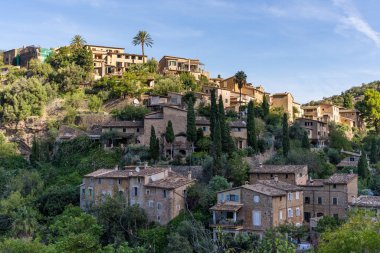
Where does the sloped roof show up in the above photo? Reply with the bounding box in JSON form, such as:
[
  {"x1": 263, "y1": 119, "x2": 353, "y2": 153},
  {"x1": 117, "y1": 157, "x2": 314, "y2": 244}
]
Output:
[
  {"x1": 145, "y1": 171, "x2": 195, "y2": 189},
  {"x1": 259, "y1": 180, "x2": 302, "y2": 192},
  {"x1": 248, "y1": 163, "x2": 307, "y2": 174},
  {"x1": 351, "y1": 195, "x2": 380, "y2": 208},
  {"x1": 241, "y1": 183, "x2": 286, "y2": 197},
  {"x1": 325, "y1": 173, "x2": 357, "y2": 184},
  {"x1": 102, "y1": 121, "x2": 143, "y2": 128},
  {"x1": 210, "y1": 202, "x2": 243, "y2": 211}
]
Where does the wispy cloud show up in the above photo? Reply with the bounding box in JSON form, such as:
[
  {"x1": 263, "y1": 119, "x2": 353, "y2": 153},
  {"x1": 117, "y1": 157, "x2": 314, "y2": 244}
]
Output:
[{"x1": 333, "y1": 0, "x2": 380, "y2": 47}]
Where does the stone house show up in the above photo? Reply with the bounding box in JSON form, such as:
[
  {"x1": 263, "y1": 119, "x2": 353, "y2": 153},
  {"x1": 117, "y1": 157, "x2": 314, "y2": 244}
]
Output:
[
  {"x1": 339, "y1": 108, "x2": 365, "y2": 130},
  {"x1": 85, "y1": 45, "x2": 146, "y2": 79},
  {"x1": 294, "y1": 118, "x2": 329, "y2": 148},
  {"x1": 350, "y1": 195, "x2": 380, "y2": 214},
  {"x1": 302, "y1": 103, "x2": 340, "y2": 124},
  {"x1": 270, "y1": 92, "x2": 303, "y2": 122},
  {"x1": 158, "y1": 56, "x2": 209, "y2": 80},
  {"x1": 101, "y1": 121, "x2": 144, "y2": 148},
  {"x1": 302, "y1": 173, "x2": 358, "y2": 221},
  {"x1": 80, "y1": 166, "x2": 195, "y2": 225},
  {"x1": 336, "y1": 150, "x2": 362, "y2": 169},
  {"x1": 209, "y1": 178, "x2": 304, "y2": 238},
  {"x1": 248, "y1": 164, "x2": 309, "y2": 186}
]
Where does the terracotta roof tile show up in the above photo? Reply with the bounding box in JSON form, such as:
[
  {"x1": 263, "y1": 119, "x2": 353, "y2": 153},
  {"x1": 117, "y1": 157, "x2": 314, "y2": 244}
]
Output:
[
  {"x1": 351, "y1": 195, "x2": 380, "y2": 208},
  {"x1": 241, "y1": 183, "x2": 286, "y2": 196},
  {"x1": 210, "y1": 202, "x2": 243, "y2": 211},
  {"x1": 102, "y1": 121, "x2": 143, "y2": 128},
  {"x1": 325, "y1": 173, "x2": 357, "y2": 184},
  {"x1": 248, "y1": 163, "x2": 307, "y2": 174},
  {"x1": 259, "y1": 180, "x2": 302, "y2": 191},
  {"x1": 145, "y1": 171, "x2": 195, "y2": 189}
]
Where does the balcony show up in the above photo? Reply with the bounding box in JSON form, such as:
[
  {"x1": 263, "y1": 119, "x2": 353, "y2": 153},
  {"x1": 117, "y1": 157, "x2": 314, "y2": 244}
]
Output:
[
  {"x1": 209, "y1": 202, "x2": 244, "y2": 229},
  {"x1": 209, "y1": 218, "x2": 244, "y2": 228}
]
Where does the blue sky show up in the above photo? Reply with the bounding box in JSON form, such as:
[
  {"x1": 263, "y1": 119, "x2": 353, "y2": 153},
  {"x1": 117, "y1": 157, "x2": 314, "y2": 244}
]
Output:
[{"x1": 2, "y1": 0, "x2": 380, "y2": 103}]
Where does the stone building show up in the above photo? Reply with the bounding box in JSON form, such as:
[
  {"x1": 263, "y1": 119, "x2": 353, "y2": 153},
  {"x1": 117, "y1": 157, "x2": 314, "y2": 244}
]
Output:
[
  {"x1": 336, "y1": 150, "x2": 362, "y2": 169},
  {"x1": 350, "y1": 195, "x2": 380, "y2": 214},
  {"x1": 85, "y1": 45, "x2": 146, "y2": 79},
  {"x1": 3, "y1": 46, "x2": 53, "y2": 67},
  {"x1": 270, "y1": 92, "x2": 303, "y2": 122},
  {"x1": 248, "y1": 164, "x2": 309, "y2": 186},
  {"x1": 302, "y1": 103, "x2": 340, "y2": 124},
  {"x1": 339, "y1": 108, "x2": 365, "y2": 130},
  {"x1": 80, "y1": 166, "x2": 195, "y2": 225},
  {"x1": 101, "y1": 120, "x2": 144, "y2": 148},
  {"x1": 158, "y1": 56, "x2": 209, "y2": 80},
  {"x1": 209, "y1": 178, "x2": 304, "y2": 237},
  {"x1": 302, "y1": 173, "x2": 358, "y2": 221},
  {"x1": 294, "y1": 118, "x2": 329, "y2": 148}
]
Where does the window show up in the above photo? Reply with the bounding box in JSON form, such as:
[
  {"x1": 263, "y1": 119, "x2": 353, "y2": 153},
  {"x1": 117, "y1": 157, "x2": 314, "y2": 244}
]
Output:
[
  {"x1": 123, "y1": 128, "x2": 126, "y2": 133},
  {"x1": 98, "y1": 178, "x2": 101, "y2": 184},
  {"x1": 237, "y1": 128, "x2": 241, "y2": 132},
  {"x1": 138, "y1": 178, "x2": 142, "y2": 183},
  {"x1": 137, "y1": 128, "x2": 140, "y2": 133},
  {"x1": 82, "y1": 188, "x2": 85, "y2": 196},
  {"x1": 333, "y1": 184, "x2": 337, "y2": 189},
  {"x1": 286, "y1": 174, "x2": 289, "y2": 179},
  {"x1": 296, "y1": 192, "x2": 300, "y2": 200},
  {"x1": 288, "y1": 208, "x2": 293, "y2": 217},
  {"x1": 88, "y1": 188, "x2": 92, "y2": 197},
  {"x1": 279, "y1": 210, "x2": 283, "y2": 220},
  {"x1": 333, "y1": 197, "x2": 338, "y2": 205},
  {"x1": 253, "y1": 211, "x2": 261, "y2": 226},
  {"x1": 118, "y1": 179, "x2": 121, "y2": 185},
  {"x1": 296, "y1": 207, "x2": 300, "y2": 217},
  {"x1": 146, "y1": 189, "x2": 150, "y2": 195},
  {"x1": 157, "y1": 215, "x2": 160, "y2": 221},
  {"x1": 202, "y1": 126, "x2": 207, "y2": 132},
  {"x1": 148, "y1": 200, "x2": 153, "y2": 208},
  {"x1": 305, "y1": 197, "x2": 310, "y2": 204},
  {"x1": 226, "y1": 212, "x2": 234, "y2": 219},
  {"x1": 253, "y1": 195, "x2": 260, "y2": 203},
  {"x1": 163, "y1": 190, "x2": 167, "y2": 198},
  {"x1": 304, "y1": 212, "x2": 311, "y2": 222},
  {"x1": 225, "y1": 99, "x2": 228, "y2": 103},
  {"x1": 288, "y1": 193, "x2": 293, "y2": 201},
  {"x1": 318, "y1": 197, "x2": 322, "y2": 205},
  {"x1": 157, "y1": 202, "x2": 161, "y2": 210},
  {"x1": 169, "y1": 60, "x2": 177, "y2": 66},
  {"x1": 227, "y1": 194, "x2": 239, "y2": 202},
  {"x1": 350, "y1": 157, "x2": 355, "y2": 161},
  {"x1": 133, "y1": 187, "x2": 138, "y2": 196}
]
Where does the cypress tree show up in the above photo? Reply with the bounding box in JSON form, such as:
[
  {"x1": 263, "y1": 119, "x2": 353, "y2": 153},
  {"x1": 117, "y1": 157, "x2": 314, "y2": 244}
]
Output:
[
  {"x1": 343, "y1": 93, "x2": 353, "y2": 109},
  {"x1": 165, "y1": 120, "x2": 175, "y2": 159},
  {"x1": 358, "y1": 152, "x2": 369, "y2": 179},
  {"x1": 370, "y1": 138, "x2": 378, "y2": 164},
  {"x1": 301, "y1": 131, "x2": 310, "y2": 150},
  {"x1": 212, "y1": 118, "x2": 223, "y2": 175},
  {"x1": 261, "y1": 95, "x2": 270, "y2": 119},
  {"x1": 247, "y1": 100, "x2": 258, "y2": 152},
  {"x1": 150, "y1": 126, "x2": 159, "y2": 160},
  {"x1": 30, "y1": 135, "x2": 40, "y2": 165},
  {"x1": 282, "y1": 113, "x2": 290, "y2": 157},
  {"x1": 218, "y1": 95, "x2": 229, "y2": 152},
  {"x1": 210, "y1": 89, "x2": 217, "y2": 141},
  {"x1": 186, "y1": 98, "x2": 197, "y2": 152}
]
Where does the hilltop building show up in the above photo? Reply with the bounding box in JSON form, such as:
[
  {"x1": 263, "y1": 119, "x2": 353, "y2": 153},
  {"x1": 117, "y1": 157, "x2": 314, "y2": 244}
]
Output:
[
  {"x1": 80, "y1": 165, "x2": 195, "y2": 225},
  {"x1": 3, "y1": 45, "x2": 53, "y2": 67},
  {"x1": 85, "y1": 45, "x2": 146, "y2": 79},
  {"x1": 270, "y1": 92, "x2": 303, "y2": 122},
  {"x1": 294, "y1": 118, "x2": 329, "y2": 148},
  {"x1": 158, "y1": 56, "x2": 209, "y2": 80}
]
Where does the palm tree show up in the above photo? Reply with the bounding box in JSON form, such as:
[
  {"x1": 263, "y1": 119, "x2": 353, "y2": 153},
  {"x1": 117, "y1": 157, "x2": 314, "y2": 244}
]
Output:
[
  {"x1": 71, "y1": 35, "x2": 86, "y2": 49},
  {"x1": 234, "y1": 71, "x2": 247, "y2": 116},
  {"x1": 132, "y1": 31, "x2": 153, "y2": 64}
]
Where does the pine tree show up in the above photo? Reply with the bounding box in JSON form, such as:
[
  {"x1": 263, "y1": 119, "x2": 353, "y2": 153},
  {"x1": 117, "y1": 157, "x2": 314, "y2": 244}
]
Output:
[
  {"x1": 150, "y1": 126, "x2": 159, "y2": 160},
  {"x1": 247, "y1": 100, "x2": 258, "y2": 152},
  {"x1": 186, "y1": 98, "x2": 197, "y2": 152},
  {"x1": 210, "y1": 89, "x2": 217, "y2": 141},
  {"x1": 165, "y1": 120, "x2": 175, "y2": 159},
  {"x1": 358, "y1": 152, "x2": 369, "y2": 179},
  {"x1": 343, "y1": 93, "x2": 353, "y2": 109},
  {"x1": 261, "y1": 95, "x2": 270, "y2": 119},
  {"x1": 282, "y1": 113, "x2": 290, "y2": 157},
  {"x1": 301, "y1": 131, "x2": 310, "y2": 150}
]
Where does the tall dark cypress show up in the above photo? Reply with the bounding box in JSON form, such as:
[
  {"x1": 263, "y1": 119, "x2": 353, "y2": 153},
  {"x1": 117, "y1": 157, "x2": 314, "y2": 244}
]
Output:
[
  {"x1": 186, "y1": 98, "x2": 197, "y2": 152},
  {"x1": 370, "y1": 139, "x2": 378, "y2": 164},
  {"x1": 247, "y1": 100, "x2": 258, "y2": 152},
  {"x1": 282, "y1": 113, "x2": 290, "y2": 157},
  {"x1": 358, "y1": 152, "x2": 369, "y2": 179},
  {"x1": 210, "y1": 89, "x2": 217, "y2": 141},
  {"x1": 261, "y1": 95, "x2": 270, "y2": 119},
  {"x1": 218, "y1": 95, "x2": 229, "y2": 152},
  {"x1": 301, "y1": 131, "x2": 310, "y2": 150},
  {"x1": 150, "y1": 126, "x2": 159, "y2": 160},
  {"x1": 213, "y1": 118, "x2": 222, "y2": 159}
]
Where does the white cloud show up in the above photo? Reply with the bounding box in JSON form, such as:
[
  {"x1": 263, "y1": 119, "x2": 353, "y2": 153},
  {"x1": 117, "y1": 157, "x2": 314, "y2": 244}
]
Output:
[{"x1": 333, "y1": 0, "x2": 380, "y2": 47}]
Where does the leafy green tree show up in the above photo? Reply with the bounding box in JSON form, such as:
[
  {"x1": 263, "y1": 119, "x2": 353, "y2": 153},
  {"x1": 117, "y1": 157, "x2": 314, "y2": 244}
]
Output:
[
  {"x1": 146, "y1": 58, "x2": 158, "y2": 73},
  {"x1": 208, "y1": 176, "x2": 230, "y2": 192},
  {"x1": 152, "y1": 76, "x2": 184, "y2": 96},
  {"x1": 88, "y1": 95, "x2": 103, "y2": 112},
  {"x1": 319, "y1": 211, "x2": 380, "y2": 253},
  {"x1": 329, "y1": 123, "x2": 352, "y2": 151},
  {"x1": 165, "y1": 120, "x2": 175, "y2": 159},
  {"x1": 210, "y1": 89, "x2": 217, "y2": 141},
  {"x1": 301, "y1": 131, "x2": 310, "y2": 150},
  {"x1": 228, "y1": 152, "x2": 249, "y2": 186},
  {"x1": 165, "y1": 233, "x2": 193, "y2": 253},
  {"x1": 186, "y1": 98, "x2": 197, "y2": 152},
  {"x1": 30, "y1": 135, "x2": 41, "y2": 166},
  {"x1": 111, "y1": 105, "x2": 149, "y2": 121},
  {"x1": 357, "y1": 89, "x2": 380, "y2": 133},
  {"x1": 180, "y1": 72, "x2": 198, "y2": 91},
  {"x1": 358, "y1": 152, "x2": 369, "y2": 180},
  {"x1": 0, "y1": 239, "x2": 49, "y2": 253},
  {"x1": 282, "y1": 113, "x2": 290, "y2": 157},
  {"x1": 261, "y1": 95, "x2": 270, "y2": 119},
  {"x1": 257, "y1": 229, "x2": 296, "y2": 253},
  {"x1": 132, "y1": 31, "x2": 153, "y2": 63},
  {"x1": 150, "y1": 126, "x2": 159, "y2": 161},
  {"x1": 234, "y1": 71, "x2": 247, "y2": 115},
  {"x1": 247, "y1": 100, "x2": 258, "y2": 152},
  {"x1": 343, "y1": 93, "x2": 353, "y2": 109},
  {"x1": 315, "y1": 215, "x2": 343, "y2": 233},
  {"x1": 53, "y1": 62, "x2": 89, "y2": 92},
  {"x1": 138, "y1": 226, "x2": 168, "y2": 253},
  {"x1": 27, "y1": 59, "x2": 53, "y2": 78}
]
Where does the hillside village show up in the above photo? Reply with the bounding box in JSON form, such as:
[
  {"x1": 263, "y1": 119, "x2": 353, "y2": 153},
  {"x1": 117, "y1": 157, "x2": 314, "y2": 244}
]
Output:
[{"x1": 1, "y1": 34, "x2": 380, "y2": 252}]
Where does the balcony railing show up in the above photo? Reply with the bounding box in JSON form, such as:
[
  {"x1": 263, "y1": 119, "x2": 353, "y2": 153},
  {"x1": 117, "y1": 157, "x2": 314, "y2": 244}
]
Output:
[{"x1": 209, "y1": 218, "x2": 244, "y2": 228}]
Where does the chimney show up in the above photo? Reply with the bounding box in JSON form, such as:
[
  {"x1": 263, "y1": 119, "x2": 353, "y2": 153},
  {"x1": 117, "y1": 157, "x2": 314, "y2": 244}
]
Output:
[{"x1": 274, "y1": 175, "x2": 278, "y2": 182}]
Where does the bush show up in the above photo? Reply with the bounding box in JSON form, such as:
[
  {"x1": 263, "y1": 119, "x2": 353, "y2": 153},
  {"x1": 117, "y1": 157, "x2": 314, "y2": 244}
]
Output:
[{"x1": 111, "y1": 105, "x2": 149, "y2": 121}]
